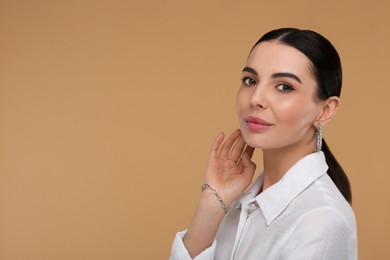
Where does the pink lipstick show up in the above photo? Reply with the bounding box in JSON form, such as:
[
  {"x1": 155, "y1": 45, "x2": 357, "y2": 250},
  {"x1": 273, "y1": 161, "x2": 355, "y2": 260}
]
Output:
[{"x1": 246, "y1": 116, "x2": 272, "y2": 131}]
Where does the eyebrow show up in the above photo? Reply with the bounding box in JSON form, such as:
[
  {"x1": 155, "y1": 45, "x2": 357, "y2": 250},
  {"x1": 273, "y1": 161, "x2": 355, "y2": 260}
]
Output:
[
  {"x1": 242, "y1": 66, "x2": 258, "y2": 76},
  {"x1": 242, "y1": 66, "x2": 302, "y2": 84},
  {"x1": 272, "y1": 72, "x2": 302, "y2": 84}
]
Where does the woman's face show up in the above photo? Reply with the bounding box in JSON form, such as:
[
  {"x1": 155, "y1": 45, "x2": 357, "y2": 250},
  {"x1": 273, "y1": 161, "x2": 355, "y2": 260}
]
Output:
[{"x1": 236, "y1": 41, "x2": 323, "y2": 151}]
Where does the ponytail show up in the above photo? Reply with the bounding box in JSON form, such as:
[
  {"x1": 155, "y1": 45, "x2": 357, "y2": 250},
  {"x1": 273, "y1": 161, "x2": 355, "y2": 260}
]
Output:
[{"x1": 322, "y1": 138, "x2": 352, "y2": 204}]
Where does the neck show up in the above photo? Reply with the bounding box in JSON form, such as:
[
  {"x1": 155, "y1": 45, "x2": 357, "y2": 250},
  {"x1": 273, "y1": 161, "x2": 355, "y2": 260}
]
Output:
[{"x1": 261, "y1": 141, "x2": 316, "y2": 191}]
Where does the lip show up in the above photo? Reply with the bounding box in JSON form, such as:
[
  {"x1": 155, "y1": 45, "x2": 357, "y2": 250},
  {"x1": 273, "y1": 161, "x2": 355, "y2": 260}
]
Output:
[{"x1": 245, "y1": 116, "x2": 272, "y2": 131}]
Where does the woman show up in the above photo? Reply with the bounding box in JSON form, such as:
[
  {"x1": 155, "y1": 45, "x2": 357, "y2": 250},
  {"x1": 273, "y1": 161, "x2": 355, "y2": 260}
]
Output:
[{"x1": 170, "y1": 28, "x2": 357, "y2": 259}]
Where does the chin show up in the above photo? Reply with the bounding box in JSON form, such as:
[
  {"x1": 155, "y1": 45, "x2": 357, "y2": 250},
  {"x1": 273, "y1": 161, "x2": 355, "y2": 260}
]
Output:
[
  {"x1": 241, "y1": 131, "x2": 266, "y2": 149},
  {"x1": 241, "y1": 130, "x2": 284, "y2": 150}
]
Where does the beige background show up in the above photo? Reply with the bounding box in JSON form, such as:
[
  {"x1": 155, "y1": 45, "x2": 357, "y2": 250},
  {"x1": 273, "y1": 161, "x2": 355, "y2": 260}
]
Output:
[{"x1": 1, "y1": 0, "x2": 389, "y2": 259}]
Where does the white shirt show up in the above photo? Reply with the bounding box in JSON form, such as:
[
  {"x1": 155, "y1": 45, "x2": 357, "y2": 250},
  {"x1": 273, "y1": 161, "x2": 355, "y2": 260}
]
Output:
[{"x1": 170, "y1": 152, "x2": 357, "y2": 260}]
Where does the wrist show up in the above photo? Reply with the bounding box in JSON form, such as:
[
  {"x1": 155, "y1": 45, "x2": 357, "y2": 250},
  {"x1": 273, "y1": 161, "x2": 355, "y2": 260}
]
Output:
[{"x1": 201, "y1": 184, "x2": 230, "y2": 214}]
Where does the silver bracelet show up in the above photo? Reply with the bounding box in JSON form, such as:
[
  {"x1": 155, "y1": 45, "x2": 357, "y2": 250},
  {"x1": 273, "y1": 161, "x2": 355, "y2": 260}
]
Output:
[{"x1": 201, "y1": 184, "x2": 230, "y2": 214}]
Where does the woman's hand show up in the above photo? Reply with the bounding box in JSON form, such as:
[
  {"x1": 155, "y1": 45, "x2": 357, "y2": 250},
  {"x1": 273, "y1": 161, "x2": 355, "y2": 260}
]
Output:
[
  {"x1": 183, "y1": 129, "x2": 256, "y2": 257},
  {"x1": 203, "y1": 129, "x2": 256, "y2": 206}
]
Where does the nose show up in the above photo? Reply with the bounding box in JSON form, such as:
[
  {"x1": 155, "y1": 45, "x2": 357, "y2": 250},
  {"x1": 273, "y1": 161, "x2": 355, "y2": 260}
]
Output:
[{"x1": 249, "y1": 85, "x2": 268, "y2": 109}]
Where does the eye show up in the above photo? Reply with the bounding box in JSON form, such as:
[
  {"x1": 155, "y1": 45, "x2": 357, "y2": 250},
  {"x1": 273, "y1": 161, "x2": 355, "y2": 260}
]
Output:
[
  {"x1": 276, "y1": 83, "x2": 294, "y2": 92},
  {"x1": 242, "y1": 77, "x2": 257, "y2": 86}
]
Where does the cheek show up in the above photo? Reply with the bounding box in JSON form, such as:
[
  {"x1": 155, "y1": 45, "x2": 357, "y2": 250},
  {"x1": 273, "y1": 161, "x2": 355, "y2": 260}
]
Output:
[
  {"x1": 274, "y1": 98, "x2": 316, "y2": 126},
  {"x1": 236, "y1": 89, "x2": 248, "y2": 114}
]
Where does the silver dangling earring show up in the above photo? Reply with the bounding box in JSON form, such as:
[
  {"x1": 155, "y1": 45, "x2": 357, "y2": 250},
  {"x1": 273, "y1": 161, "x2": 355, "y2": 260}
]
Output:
[{"x1": 316, "y1": 124, "x2": 323, "y2": 152}]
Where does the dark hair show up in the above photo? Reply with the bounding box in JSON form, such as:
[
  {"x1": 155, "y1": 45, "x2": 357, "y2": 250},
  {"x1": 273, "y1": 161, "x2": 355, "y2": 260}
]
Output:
[{"x1": 253, "y1": 28, "x2": 352, "y2": 204}]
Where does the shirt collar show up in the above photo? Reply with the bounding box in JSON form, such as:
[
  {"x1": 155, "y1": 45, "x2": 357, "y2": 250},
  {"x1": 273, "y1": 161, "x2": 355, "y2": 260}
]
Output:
[{"x1": 237, "y1": 152, "x2": 328, "y2": 225}]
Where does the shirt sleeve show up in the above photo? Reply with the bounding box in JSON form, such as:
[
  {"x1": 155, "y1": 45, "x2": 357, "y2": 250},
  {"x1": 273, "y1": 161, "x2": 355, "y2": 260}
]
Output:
[
  {"x1": 169, "y1": 230, "x2": 217, "y2": 260},
  {"x1": 282, "y1": 207, "x2": 357, "y2": 260}
]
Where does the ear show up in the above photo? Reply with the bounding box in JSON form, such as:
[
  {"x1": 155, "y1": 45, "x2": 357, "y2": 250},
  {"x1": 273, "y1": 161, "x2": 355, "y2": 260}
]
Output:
[{"x1": 316, "y1": 96, "x2": 341, "y2": 127}]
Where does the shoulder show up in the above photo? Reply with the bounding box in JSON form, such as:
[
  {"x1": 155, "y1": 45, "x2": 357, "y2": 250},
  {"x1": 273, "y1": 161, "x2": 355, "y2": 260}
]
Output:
[
  {"x1": 281, "y1": 205, "x2": 357, "y2": 259},
  {"x1": 280, "y1": 174, "x2": 357, "y2": 259},
  {"x1": 295, "y1": 205, "x2": 355, "y2": 236},
  {"x1": 291, "y1": 173, "x2": 356, "y2": 225}
]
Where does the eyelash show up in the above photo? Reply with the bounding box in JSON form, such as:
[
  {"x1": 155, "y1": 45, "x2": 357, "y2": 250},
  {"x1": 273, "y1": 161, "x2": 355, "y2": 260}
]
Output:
[
  {"x1": 241, "y1": 77, "x2": 295, "y2": 92},
  {"x1": 276, "y1": 83, "x2": 294, "y2": 92},
  {"x1": 241, "y1": 77, "x2": 256, "y2": 86}
]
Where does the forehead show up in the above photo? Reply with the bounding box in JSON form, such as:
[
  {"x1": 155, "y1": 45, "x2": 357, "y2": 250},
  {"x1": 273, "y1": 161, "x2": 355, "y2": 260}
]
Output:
[{"x1": 246, "y1": 41, "x2": 315, "y2": 82}]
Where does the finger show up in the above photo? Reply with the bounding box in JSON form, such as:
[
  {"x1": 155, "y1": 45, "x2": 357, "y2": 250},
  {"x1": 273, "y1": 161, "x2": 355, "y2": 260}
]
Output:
[
  {"x1": 228, "y1": 134, "x2": 246, "y2": 163},
  {"x1": 238, "y1": 145, "x2": 255, "y2": 166},
  {"x1": 240, "y1": 147, "x2": 256, "y2": 175},
  {"x1": 244, "y1": 145, "x2": 255, "y2": 160},
  {"x1": 209, "y1": 132, "x2": 225, "y2": 159},
  {"x1": 219, "y1": 129, "x2": 241, "y2": 159}
]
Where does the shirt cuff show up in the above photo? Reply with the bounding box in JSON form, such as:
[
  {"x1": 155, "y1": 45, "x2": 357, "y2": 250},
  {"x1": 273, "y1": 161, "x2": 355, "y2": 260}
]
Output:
[{"x1": 170, "y1": 230, "x2": 217, "y2": 260}]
